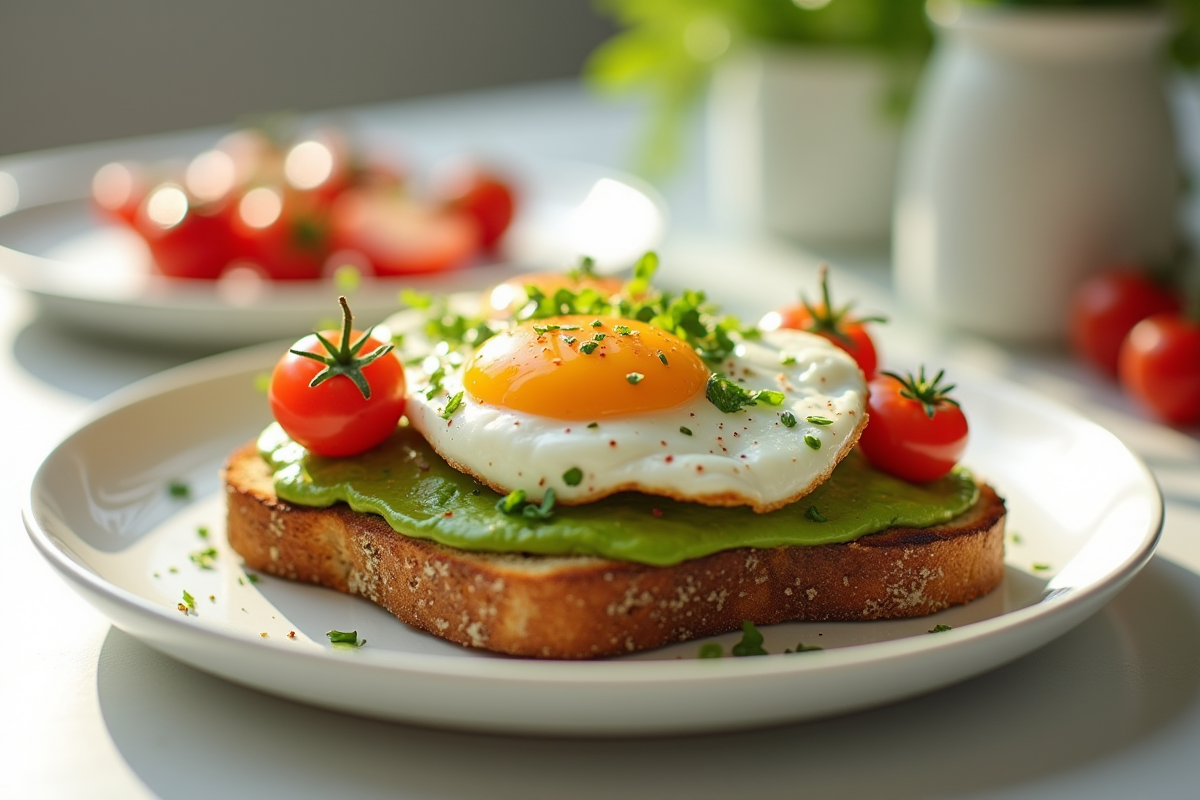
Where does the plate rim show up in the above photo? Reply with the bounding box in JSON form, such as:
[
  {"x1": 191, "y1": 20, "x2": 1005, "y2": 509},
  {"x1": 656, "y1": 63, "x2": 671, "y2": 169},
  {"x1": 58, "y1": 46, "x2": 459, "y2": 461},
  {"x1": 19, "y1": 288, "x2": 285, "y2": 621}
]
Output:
[{"x1": 23, "y1": 342, "x2": 1165, "y2": 689}]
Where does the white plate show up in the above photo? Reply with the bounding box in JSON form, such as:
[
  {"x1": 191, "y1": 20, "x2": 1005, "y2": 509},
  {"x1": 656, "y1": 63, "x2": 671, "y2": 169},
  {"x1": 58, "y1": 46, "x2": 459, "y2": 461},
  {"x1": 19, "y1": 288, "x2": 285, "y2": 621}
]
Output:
[
  {"x1": 0, "y1": 139, "x2": 665, "y2": 349},
  {"x1": 24, "y1": 343, "x2": 1162, "y2": 735}
]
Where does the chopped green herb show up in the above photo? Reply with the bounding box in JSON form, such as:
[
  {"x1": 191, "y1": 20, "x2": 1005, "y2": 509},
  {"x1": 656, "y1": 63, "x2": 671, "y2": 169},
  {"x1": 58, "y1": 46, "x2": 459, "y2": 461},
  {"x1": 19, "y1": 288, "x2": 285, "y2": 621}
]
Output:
[
  {"x1": 806, "y1": 415, "x2": 833, "y2": 425},
  {"x1": 326, "y1": 629, "x2": 365, "y2": 647},
  {"x1": 1032, "y1": 563, "x2": 1052, "y2": 571},
  {"x1": 196, "y1": 526, "x2": 209, "y2": 539},
  {"x1": 333, "y1": 264, "x2": 361, "y2": 292},
  {"x1": 562, "y1": 336, "x2": 577, "y2": 345},
  {"x1": 440, "y1": 391, "x2": 465, "y2": 420},
  {"x1": 587, "y1": 422, "x2": 599, "y2": 429},
  {"x1": 804, "y1": 434, "x2": 821, "y2": 450},
  {"x1": 522, "y1": 489, "x2": 556, "y2": 520},
  {"x1": 400, "y1": 288, "x2": 433, "y2": 309},
  {"x1": 780, "y1": 354, "x2": 797, "y2": 366},
  {"x1": 592, "y1": 332, "x2": 607, "y2": 341},
  {"x1": 781, "y1": 411, "x2": 797, "y2": 428},
  {"x1": 580, "y1": 341, "x2": 599, "y2": 355},
  {"x1": 168, "y1": 481, "x2": 190, "y2": 499},
  {"x1": 613, "y1": 324, "x2": 634, "y2": 335},
  {"x1": 698, "y1": 643, "x2": 724, "y2": 659},
  {"x1": 929, "y1": 624, "x2": 953, "y2": 633},
  {"x1": 731, "y1": 620, "x2": 768, "y2": 656},
  {"x1": 1011, "y1": 532, "x2": 1023, "y2": 544},
  {"x1": 591, "y1": 319, "x2": 603, "y2": 327},
  {"x1": 181, "y1": 590, "x2": 196, "y2": 611},
  {"x1": 786, "y1": 643, "x2": 823, "y2": 653},
  {"x1": 496, "y1": 489, "x2": 527, "y2": 514},
  {"x1": 626, "y1": 372, "x2": 645, "y2": 385},
  {"x1": 806, "y1": 506, "x2": 827, "y2": 523},
  {"x1": 246, "y1": 573, "x2": 260, "y2": 584},
  {"x1": 705, "y1": 374, "x2": 784, "y2": 414},
  {"x1": 563, "y1": 467, "x2": 583, "y2": 487},
  {"x1": 657, "y1": 351, "x2": 668, "y2": 365},
  {"x1": 188, "y1": 547, "x2": 218, "y2": 570},
  {"x1": 679, "y1": 426, "x2": 693, "y2": 436}
]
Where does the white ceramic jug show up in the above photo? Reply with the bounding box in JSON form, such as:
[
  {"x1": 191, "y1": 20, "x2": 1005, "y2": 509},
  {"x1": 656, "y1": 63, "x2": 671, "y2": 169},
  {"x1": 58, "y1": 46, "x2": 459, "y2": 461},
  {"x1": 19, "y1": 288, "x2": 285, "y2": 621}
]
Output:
[{"x1": 893, "y1": 5, "x2": 1178, "y2": 342}]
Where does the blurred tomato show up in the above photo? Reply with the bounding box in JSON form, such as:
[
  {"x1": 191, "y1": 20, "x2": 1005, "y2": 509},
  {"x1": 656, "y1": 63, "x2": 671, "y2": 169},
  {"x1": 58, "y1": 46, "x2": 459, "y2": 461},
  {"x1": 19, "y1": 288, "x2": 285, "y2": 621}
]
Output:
[
  {"x1": 1069, "y1": 269, "x2": 1179, "y2": 377},
  {"x1": 432, "y1": 166, "x2": 516, "y2": 251},
  {"x1": 229, "y1": 186, "x2": 328, "y2": 280},
  {"x1": 331, "y1": 189, "x2": 479, "y2": 275},
  {"x1": 92, "y1": 162, "x2": 150, "y2": 226},
  {"x1": 1118, "y1": 312, "x2": 1200, "y2": 425},
  {"x1": 135, "y1": 183, "x2": 235, "y2": 279}
]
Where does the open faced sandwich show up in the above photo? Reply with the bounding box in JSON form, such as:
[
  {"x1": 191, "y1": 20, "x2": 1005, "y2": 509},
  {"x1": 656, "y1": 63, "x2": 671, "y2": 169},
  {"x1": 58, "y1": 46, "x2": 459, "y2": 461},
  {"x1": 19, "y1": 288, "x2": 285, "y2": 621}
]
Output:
[{"x1": 224, "y1": 255, "x2": 1005, "y2": 658}]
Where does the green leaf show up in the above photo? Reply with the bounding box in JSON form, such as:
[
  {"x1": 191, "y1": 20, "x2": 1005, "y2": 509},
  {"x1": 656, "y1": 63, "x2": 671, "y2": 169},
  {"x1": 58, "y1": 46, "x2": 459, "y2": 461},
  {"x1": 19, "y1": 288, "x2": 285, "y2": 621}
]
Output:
[
  {"x1": 697, "y1": 643, "x2": 724, "y2": 659},
  {"x1": 731, "y1": 620, "x2": 768, "y2": 657},
  {"x1": 326, "y1": 629, "x2": 365, "y2": 647},
  {"x1": 563, "y1": 467, "x2": 584, "y2": 487},
  {"x1": 440, "y1": 391, "x2": 465, "y2": 420}
]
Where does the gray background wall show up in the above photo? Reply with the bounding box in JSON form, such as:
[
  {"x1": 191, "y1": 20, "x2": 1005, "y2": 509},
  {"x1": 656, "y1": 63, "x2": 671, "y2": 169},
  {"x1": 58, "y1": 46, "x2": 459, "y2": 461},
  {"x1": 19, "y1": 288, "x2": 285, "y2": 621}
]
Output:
[{"x1": 0, "y1": 0, "x2": 616, "y2": 156}]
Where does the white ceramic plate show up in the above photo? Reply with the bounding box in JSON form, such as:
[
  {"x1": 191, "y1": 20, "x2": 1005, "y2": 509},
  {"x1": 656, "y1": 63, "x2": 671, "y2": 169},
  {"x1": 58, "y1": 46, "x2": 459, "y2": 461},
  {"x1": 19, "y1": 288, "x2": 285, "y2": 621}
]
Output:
[
  {"x1": 0, "y1": 140, "x2": 665, "y2": 349},
  {"x1": 24, "y1": 343, "x2": 1162, "y2": 736}
]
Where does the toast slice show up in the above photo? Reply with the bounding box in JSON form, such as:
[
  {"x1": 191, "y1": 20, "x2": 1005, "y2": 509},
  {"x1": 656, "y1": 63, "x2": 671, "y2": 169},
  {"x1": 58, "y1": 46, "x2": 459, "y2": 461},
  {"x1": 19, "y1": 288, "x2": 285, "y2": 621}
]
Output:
[{"x1": 225, "y1": 442, "x2": 1006, "y2": 659}]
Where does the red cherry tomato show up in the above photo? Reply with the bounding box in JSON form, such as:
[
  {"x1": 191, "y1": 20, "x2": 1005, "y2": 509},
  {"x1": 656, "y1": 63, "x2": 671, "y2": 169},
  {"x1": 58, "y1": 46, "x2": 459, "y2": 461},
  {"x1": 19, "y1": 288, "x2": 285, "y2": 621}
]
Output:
[
  {"x1": 761, "y1": 266, "x2": 881, "y2": 378},
  {"x1": 282, "y1": 132, "x2": 357, "y2": 204},
  {"x1": 857, "y1": 368, "x2": 969, "y2": 482},
  {"x1": 135, "y1": 183, "x2": 235, "y2": 279},
  {"x1": 92, "y1": 162, "x2": 150, "y2": 226},
  {"x1": 269, "y1": 299, "x2": 407, "y2": 457},
  {"x1": 432, "y1": 167, "x2": 516, "y2": 251},
  {"x1": 330, "y1": 189, "x2": 479, "y2": 275},
  {"x1": 1118, "y1": 312, "x2": 1200, "y2": 425},
  {"x1": 230, "y1": 186, "x2": 329, "y2": 280},
  {"x1": 1069, "y1": 269, "x2": 1179, "y2": 377}
]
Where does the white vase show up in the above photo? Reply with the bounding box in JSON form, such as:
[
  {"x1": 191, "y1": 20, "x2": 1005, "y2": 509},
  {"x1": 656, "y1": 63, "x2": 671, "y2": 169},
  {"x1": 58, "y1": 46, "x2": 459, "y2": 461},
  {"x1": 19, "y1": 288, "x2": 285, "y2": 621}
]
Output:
[
  {"x1": 708, "y1": 46, "x2": 902, "y2": 245},
  {"x1": 893, "y1": 6, "x2": 1178, "y2": 342}
]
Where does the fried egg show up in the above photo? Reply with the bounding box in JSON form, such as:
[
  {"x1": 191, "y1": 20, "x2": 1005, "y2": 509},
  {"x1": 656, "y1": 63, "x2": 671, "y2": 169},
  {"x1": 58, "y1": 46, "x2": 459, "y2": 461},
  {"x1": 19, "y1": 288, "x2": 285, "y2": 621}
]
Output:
[{"x1": 403, "y1": 314, "x2": 867, "y2": 513}]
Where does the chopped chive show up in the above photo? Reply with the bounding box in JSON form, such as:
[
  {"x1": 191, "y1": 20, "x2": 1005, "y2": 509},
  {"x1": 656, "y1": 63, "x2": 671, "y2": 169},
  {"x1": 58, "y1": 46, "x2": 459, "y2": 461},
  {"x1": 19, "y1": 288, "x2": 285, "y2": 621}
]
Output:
[
  {"x1": 168, "y1": 481, "x2": 190, "y2": 499},
  {"x1": 587, "y1": 422, "x2": 599, "y2": 429},
  {"x1": 806, "y1": 506, "x2": 827, "y2": 523},
  {"x1": 590, "y1": 319, "x2": 603, "y2": 327},
  {"x1": 698, "y1": 643, "x2": 724, "y2": 659},
  {"x1": 562, "y1": 336, "x2": 577, "y2": 345},
  {"x1": 580, "y1": 341, "x2": 599, "y2": 355},
  {"x1": 679, "y1": 426, "x2": 693, "y2": 436},
  {"x1": 804, "y1": 434, "x2": 821, "y2": 450},
  {"x1": 626, "y1": 372, "x2": 645, "y2": 385},
  {"x1": 592, "y1": 332, "x2": 607, "y2": 341},
  {"x1": 563, "y1": 467, "x2": 583, "y2": 486},
  {"x1": 780, "y1": 354, "x2": 797, "y2": 366},
  {"x1": 181, "y1": 590, "x2": 196, "y2": 611},
  {"x1": 246, "y1": 573, "x2": 260, "y2": 584},
  {"x1": 929, "y1": 624, "x2": 953, "y2": 633},
  {"x1": 196, "y1": 526, "x2": 209, "y2": 539},
  {"x1": 786, "y1": 643, "x2": 824, "y2": 653},
  {"x1": 806, "y1": 415, "x2": 834, "y2": 425},
  {"x1": 496, "y1": 489, "x2": 527, "y2": 514},
  {"x1": 731, "y1": 620, "x2": 768, "y2": 657},
  {"x1": 326, "y1": 629, "x2": 365, "y2": 647},
  {"x1": 1032, "y1": 563, "x2": 1052, "y2": 571},
  {"x1": 522, "y1": 488, "x2": 556, "y2": 519},
  {"x1": 781, "y1": 411, "x2": 797, "y2": 428},
  {"x1": 613, "y1": 324, "x2": 634, "y2": 335},
  {"x1": 440, "y1": 391, "x2": 464, "y2": 419},
  {"x1": 657, "y1": 351, "x2": 668, "y2": 365},
  {"x1": 188, "y1": 547, "x2": 218, "y2": 570}
]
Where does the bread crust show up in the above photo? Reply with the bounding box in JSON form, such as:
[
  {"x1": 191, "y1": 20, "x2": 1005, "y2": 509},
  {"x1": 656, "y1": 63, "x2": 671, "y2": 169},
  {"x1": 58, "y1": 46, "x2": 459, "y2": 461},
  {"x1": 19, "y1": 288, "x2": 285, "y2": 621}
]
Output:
[{"x1": 225, "y1": 443, "x2": 1006, "y2": 659}]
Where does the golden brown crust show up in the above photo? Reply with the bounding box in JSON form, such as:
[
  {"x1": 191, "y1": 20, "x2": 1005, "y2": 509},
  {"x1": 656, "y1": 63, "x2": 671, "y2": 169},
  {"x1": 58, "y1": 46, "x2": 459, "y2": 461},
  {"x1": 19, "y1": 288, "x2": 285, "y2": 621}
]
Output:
[{"x1": 224, "y1": 442, "x2": 1005, "y2": 659}]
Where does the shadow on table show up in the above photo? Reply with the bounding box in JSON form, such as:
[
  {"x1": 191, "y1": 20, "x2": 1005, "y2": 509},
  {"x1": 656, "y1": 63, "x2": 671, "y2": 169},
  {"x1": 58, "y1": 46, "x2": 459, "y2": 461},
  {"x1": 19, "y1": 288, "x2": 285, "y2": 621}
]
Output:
[
  {"x1": 95, "y1": 557, "x2": 1200, "y2": 800},
  {"x1": 11, "y1": 313, "x2": 207, "y2": 401}
]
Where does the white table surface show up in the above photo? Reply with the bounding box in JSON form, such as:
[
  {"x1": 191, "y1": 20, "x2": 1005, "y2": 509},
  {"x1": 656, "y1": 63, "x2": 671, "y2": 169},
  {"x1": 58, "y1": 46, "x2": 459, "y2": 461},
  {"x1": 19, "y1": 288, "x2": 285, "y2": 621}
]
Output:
[{"x1": 3, "y1": 80, "x2": 1199, "y2": 799}]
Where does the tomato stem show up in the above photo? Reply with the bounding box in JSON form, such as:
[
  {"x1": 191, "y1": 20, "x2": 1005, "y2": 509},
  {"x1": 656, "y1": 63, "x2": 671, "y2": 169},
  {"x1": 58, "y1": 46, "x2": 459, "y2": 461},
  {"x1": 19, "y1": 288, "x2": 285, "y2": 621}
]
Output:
[
  {"x1": 289, "y1": 296, "x2": 393, "y2": 399},
  {"x1": 800, "y1": 264, "x2": 886, "y2": 347},
  {"x1": 881, "y1": 366, "x2": 960, "y2": 419}
]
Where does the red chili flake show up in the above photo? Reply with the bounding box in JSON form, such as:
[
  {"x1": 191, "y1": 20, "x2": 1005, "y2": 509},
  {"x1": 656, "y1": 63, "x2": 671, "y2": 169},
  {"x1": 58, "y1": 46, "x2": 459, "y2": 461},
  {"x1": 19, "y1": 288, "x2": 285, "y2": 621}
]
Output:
[
  {"x1": 665, "y1": 455, "x2": 674, "y2": 463},
  {"x1": 444, "y1": 511, "x2": 454, "y2": 517},
  {"x1": 609, "y1": 440, "x2": 618, "y2": 448},
  {"x1": 660, "y1": 440, "x2": 667, "y2": 446},
  {"x1": 696, "y1": 465, "x2": 705, "y2": 472},
  {"x1": 651, "y1": 508, "x2": 663, "y2": 518},
  {"x1": 287, "y1": 631, "x2": 297, "y2": 639}
]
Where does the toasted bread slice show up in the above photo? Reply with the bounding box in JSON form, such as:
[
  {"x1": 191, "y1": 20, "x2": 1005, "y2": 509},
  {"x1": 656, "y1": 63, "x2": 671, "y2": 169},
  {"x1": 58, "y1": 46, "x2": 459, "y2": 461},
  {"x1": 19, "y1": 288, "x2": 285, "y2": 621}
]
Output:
[{"x1": 225, "y1": 443, "x2": 1005, "y2": 659}]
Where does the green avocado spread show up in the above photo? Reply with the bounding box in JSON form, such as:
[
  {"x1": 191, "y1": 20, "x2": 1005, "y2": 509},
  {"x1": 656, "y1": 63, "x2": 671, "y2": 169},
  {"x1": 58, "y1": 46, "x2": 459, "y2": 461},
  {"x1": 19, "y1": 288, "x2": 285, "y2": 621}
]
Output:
[{"x1": 260, "y1": 423, "x2": 978, "y2": 567}]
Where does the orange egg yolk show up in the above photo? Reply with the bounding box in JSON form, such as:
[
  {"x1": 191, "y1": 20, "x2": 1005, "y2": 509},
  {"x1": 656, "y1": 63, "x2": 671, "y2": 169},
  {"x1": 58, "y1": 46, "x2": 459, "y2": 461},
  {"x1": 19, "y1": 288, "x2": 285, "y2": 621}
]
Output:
[
  {"x1": 463, "y1": 316, "x2": 709, "y2": 420},
  {"x1": 485, "y1": 273, "x2": 626, "y2": 318}
]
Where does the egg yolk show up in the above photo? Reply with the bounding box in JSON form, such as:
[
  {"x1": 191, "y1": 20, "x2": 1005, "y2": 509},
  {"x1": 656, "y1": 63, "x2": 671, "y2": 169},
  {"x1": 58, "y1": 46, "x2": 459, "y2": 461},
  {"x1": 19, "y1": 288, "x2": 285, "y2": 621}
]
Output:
[
  {"x1": 463, "y1": 316, "x2": 709, "y2": 420},
  {"x1": 485, "y1": 272, "x2": 625, "y2": 318}
]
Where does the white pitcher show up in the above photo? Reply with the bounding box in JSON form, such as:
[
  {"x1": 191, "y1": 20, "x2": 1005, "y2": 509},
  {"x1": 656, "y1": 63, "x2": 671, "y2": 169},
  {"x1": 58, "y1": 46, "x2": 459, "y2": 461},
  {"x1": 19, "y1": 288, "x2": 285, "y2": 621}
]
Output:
[{"x1": 893, "y1": 5, "x2": 1178, "y2": 342}]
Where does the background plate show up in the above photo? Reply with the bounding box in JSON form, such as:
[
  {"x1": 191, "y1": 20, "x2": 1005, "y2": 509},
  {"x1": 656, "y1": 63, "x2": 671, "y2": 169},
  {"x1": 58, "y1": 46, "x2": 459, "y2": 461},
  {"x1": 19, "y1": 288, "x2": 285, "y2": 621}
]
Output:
[
  {"x1": 0, "y1": 136, "x2": 665, "y2": 350},
  {"x1": 24, "y1": 343, "x2": 1162, "y2": 735}
]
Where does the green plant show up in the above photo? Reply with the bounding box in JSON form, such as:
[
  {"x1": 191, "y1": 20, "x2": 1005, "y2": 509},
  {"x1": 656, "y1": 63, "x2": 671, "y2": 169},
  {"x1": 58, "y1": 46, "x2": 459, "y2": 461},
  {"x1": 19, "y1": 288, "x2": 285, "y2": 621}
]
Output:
[{"x1": 586, "y1": 0, "x2": 932, "y2": 175}]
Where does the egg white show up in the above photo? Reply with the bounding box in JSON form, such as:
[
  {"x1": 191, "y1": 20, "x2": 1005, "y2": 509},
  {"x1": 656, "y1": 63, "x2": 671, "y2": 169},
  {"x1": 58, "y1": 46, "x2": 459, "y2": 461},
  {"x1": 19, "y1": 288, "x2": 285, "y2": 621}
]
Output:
[{"x1": 402, "y1": 326, "x2": 867, "y2": 513}]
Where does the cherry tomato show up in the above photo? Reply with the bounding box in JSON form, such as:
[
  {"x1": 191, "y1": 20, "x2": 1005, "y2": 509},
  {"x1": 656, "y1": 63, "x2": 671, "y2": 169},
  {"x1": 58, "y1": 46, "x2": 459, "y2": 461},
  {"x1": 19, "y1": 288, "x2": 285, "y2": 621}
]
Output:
[
  {"x1": 230, "y1": 185, "x2": 329, "y2": 280},
  {"x1": 857, "y1": 368, "x2": 969, "y2": 482},
  {"x1": 432, "y1": 166, "x2": 516, "y2": 251},
  {"x1": 269, "y1": 298, "x2": 407, "y2": 457},
  {"x1": 282, "y1": 131, "x2": 357, "y2": 205},
  {"x1": 330, "y1": 188, "x2": 479, "y2": 275},
  {"x1": 1069, "y1": 269, "x2": 1179, "y2": 377},
  {"x1": 760, "y1": 266, "x2": 881, "y2": 378},
  {"x1": 92, "y1": 161, "x2": 150, "y2": 226},
  {"x1": 135, "y1": 183, "x2": 236, "y2": 279},
  {"x1": 1118, "y1": 312, "x2": 1200, "y2": 425}
]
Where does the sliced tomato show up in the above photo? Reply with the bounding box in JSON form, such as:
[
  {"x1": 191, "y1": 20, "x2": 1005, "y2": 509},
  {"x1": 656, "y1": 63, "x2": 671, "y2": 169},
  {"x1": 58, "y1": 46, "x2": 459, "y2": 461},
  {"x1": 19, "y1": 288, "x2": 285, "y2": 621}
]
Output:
[
  {"x1": 229, "y1": 185, "x2": 329, "y2": 280},
  {"x1": 431, "y1": 165, "x2": 516, "y2": 251},
  {"x1": 330, "y1": 188, "x2": 480, "y2": 275}
]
